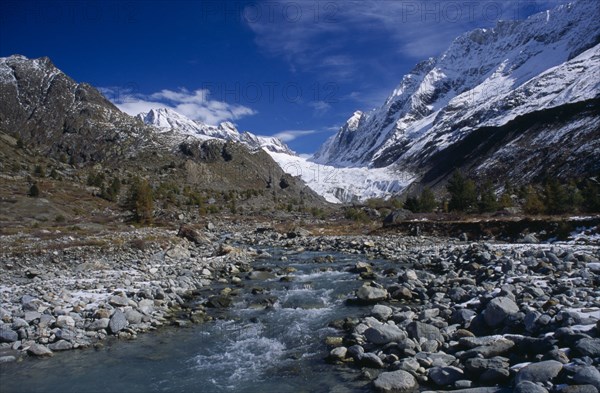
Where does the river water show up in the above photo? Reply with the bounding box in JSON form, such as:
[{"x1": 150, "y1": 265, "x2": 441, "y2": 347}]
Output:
[{"x1": 0, "y1": 249, "x2": 397, "y2": 393}]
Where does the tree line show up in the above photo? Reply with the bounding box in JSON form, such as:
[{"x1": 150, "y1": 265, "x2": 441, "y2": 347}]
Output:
[{"x1": 404, "y1": 171, "x2": 600, "y2": 215}]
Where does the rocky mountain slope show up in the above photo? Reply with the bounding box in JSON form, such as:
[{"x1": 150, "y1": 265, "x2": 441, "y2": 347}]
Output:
[
  {"x1": 0, "y1": 55, "x2": 325, "y2": 208},
  {"x1": 136, "y1": 108, "x2": 294, "y2": 154},
  {"x1": 314, "y1": 0, "x2": 600, "y2": 190}
]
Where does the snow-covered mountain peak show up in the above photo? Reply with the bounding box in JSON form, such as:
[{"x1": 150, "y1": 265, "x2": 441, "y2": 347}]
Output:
[
  {"x1": 315, "y1": 0, "x2": 600, "y2": 169},
  {"x1": 137, "y1": 107, "x2": 294, "y2": 155}
]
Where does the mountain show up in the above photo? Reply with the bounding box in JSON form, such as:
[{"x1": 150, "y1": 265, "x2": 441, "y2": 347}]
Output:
[
  {"x1": 0, "y1": 54, "x2": 325, "y2": 208},
  {"x1": 0, "y1": 55, "x2": 160, "y2": 163},
  {"x1": 136, "y1": 108, "x2": 294, "y2": 155},
  {"x1": 314, "y1": 0, "x2": 600, "y2": 191}
]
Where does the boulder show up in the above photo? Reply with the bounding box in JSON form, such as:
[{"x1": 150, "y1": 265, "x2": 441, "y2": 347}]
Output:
[
  {"x1": 574, "y1": 366, "x2": 600, "y2": 389},
  {"x1": 109, "y1": 310, "x2": 128, "y2": 333},
  {"x1": 484, "y1": 297, "x2": 519, "y2": 327},
  {"x1": 27, "y1": 344, "x2": 53, "y2": 357},
  {"x1": 406, "y1": 321, "x2": 443, "y2": 342},
  {"x1": 0, "y1": 327, "x2": 18, "y2": 343},
  {"x1": 575, "y1": 338, "x2": 600, "y2": 357},
  {"x1": 373, "y1": 370, "x2": 418, "y2": 392},
  {"x1": 514, "y1": 382, "x2": 549, "y2": 393},
  {"x1": 365, "y1": 324, "x2": 407, "y2": 345},
  {"x1": 515, "y1": 360, "x2": 563, "y2": 384},
  {"x1": 429, "y1": 366, "x2": 464, "y2": 386},
  {"x1": 356, "y1": 285, "x2": 388, "y2": 303}
]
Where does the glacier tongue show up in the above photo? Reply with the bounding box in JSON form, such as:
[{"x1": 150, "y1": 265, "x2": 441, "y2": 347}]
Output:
[{"x1": 268, "y1": 152, "x2": 415, "y2": 203}]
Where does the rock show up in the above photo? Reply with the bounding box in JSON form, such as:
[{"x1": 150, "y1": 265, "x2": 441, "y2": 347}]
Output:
[
  {"x1": 328, "y1": 346, "x2": 347, "y2": 361},
  {"x1": 48, "y1": 340, "x2": 73, "y2": 351},
  {"x1": 560, "y1": 386, "x2": 599, "y2": 393},
  {"x1": 287, "y1": 227, "x2": 311, "y2": 238},
  {"x1": 325, "y1": 336, "x2": 344, "y2": 347},
  {"x1": 359, "y1": 352, "x2": 384, "y2": 368},
  {"x1": 88, "y1": 318, "x2": 110, "y2": 331},
  {"x1": 484, "y1": 297, "x2": 519, "y2": 327},
  {"x1": 55, "y1": 315, "x2": 75, "y2": 328},
  {"x1": 383, "y1": 210, "x2": 413, "y2": 226},
  {"x1": 373, "y1": 370, "x2": 418, "y2": 392},
  {"x1": 124, "y1": 309, "x2": 143, "y2": 325},
  {"x1": 465, "y1": 357, "x2": 510, "y2": 373},
  {"x1": 396, "y1": 358, "x2": 420, "y2": 373},
  {"x1": 406, "y1": 321, "x2": 443, "y2": 342},
  {"x1": 138, "y1": 299, "x2": 155, "y2": 315},
  {"x1": 166, "y1": 244, "x2": 191, "y2": 259},
  {"x1": 515, "y1": 360, "x2": 563, "y2": 384},
  {"x1": 514, "y1": 382, "x2": 549, "y2": 393},
  {"x1": 429, "y1": 366, "x2": 464, "y2": 386},
  {"x1": 372, "y1": 305, "x2": 393, "y2": 321},
  {"x1": 247, "y1": 271, "x2": 275, "y2": 280},
  {"x1": 347, "y1": 345, "x2": 365, "y2": 360},
  {"x1": 109, "y1": 310, "x2": 128, "y2": 333},
  {"x1": 575, "y1": 338, "x2": 600, "y2": 357},
  {"x1": 460, "y1": 337, "x2": 515, "y2": 359},
  {"x1": 574, "y1": 366, "x2": 600, "y2": 389},
  {"x1": 206, "y1": 295, "x2": 232, "y2": 309},
  {"x1": 351, "y1": 262, "x2": 373, "y2": 274},
  {"x1": 177, "y1": 224, "x2": 207, "y2": 244},
  {"x1": 480, "y1": 368, "x2": 511, "y2": 384},
  {"x1": 109, "y1": 295, "x2": 129, "y2": 307},
  {"x1": 24, "y1": 311, "x2": 41, "y2": 322},
  {"x1": 364, "y1": 324, "x2": 407, "y2": 345},
  {"x1": 0, "y1": 327, "x2": 18, "y2": 343},
  {"x1": 12, "y1": 318, "x2": 29, "y2": 329},
  {"x1": 356, "y1": 285, "x2": 388, "y2": 303},
  {"x1": 27, "y1": 343, "x2": 53, "y2": 357}
]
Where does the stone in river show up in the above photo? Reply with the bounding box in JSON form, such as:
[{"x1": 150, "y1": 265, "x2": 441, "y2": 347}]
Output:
[{"x1": 27, "y1": 343, "x2": 53, "y2": 357}]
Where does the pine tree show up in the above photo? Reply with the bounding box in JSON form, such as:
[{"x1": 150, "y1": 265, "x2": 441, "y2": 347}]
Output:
[
  {"x1": 418, "y1": 187, "x2": 437, "y2": 213},
  {"x1": 447, "y1": 171, "x2": 477, "y2": 212},
  {"x1": 582, "y1": 179, "x2": 600, "y2": 213},
  {"x1": 128, "y1": 178, "x2": 154, "y2": 224},
  {"x1": 478, "y1": 181, "x2": 498, "y2": 213},
  {"x1": 523, "y1": 186, "x2": 544, "y2": 215},
  {"x1": 544, "y1": 178, "x2": 569, "y2": 214},
  {"x1": 404, "y1": 196, "x2": 420, "y2": 213},
  {"x1": 33, "y1": 165, "x2": 45, "y2": 178}
]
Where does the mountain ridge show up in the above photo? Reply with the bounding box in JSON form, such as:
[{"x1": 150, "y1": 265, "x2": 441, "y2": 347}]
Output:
[{"x1": 314, "y1": 0, "x2": 600, "y2": 183}]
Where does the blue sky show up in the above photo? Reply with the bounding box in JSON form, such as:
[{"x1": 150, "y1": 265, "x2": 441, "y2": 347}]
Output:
[{"x1": 1, "y1": 0, "x2": 569, "y2": 153}]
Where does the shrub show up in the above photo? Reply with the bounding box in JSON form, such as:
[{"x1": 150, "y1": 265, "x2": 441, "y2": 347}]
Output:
[
  {"x1": 34, "y1": 165, "x2": 45, "y2": 178},
  {"x1": 28, "y1": 183, "x2": 40, "y2": 197}
]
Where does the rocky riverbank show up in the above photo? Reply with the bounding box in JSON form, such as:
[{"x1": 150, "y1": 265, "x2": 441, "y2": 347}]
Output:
[
  {"x1": 1, "y1": 222, "x2": 599, "y2": 393},
  {"x1": 320, "y1": 241, "x2": 600, "y2": 392},
  {"x1": 0, "y1": 224, "x2": 264, "y2": 362}
]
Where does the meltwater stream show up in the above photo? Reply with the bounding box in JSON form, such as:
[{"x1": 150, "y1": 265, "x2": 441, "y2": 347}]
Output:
[{"x1": 0, "y1": 250, "x2": 395, "y2": 393}]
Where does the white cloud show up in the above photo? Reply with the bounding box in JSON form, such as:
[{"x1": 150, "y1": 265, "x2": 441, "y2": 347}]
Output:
[
  {"x1": 245, "y1": 0, "x2": 570, "y2": 91},
  {"x1": 308, "y1": 101, "x2": 332, "y2": 116},
  {"x1": 100, "y1": 87, "x2": 256, "y2": 125},
  {"x1": 273, "y1": 129, "x2": 317, "y2": 142}
]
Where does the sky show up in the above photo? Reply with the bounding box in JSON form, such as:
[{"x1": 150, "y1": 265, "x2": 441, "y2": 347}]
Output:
[{"x1": 0, "y1": 0, "x2": 570, "y2": 154}]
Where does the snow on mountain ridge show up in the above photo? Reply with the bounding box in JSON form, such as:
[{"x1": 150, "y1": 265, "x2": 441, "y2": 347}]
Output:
[
  {"x1": 315, "y1": 0, "x2": 600, "y2": 168},
  {"x1": 137, "y1": 107, "x2": 294, "y2": 154}
]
